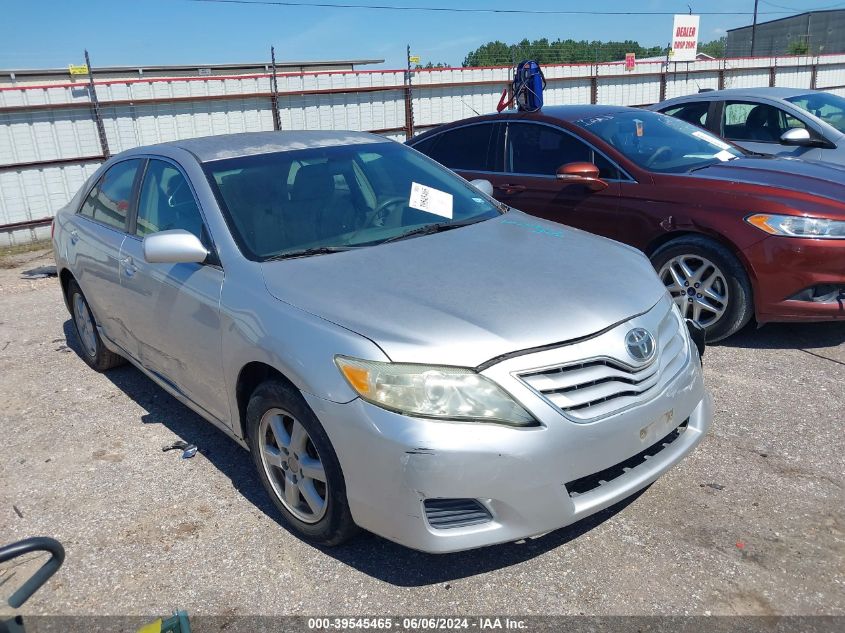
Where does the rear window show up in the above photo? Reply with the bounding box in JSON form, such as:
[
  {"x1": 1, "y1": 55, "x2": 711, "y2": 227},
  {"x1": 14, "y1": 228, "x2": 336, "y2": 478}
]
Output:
[{"x1": 78, "y1": 159, "x2": 142, "y2": 231}]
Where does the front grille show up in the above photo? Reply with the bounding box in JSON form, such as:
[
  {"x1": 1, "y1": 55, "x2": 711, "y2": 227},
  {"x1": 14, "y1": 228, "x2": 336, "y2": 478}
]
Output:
[
  {"x1": 517, "y1": 307, "x2": 687, "y2": 420},
  {"x1": 423, "y1": 498, "x2": 492, "y2": 529},
  {"x1": 565, "y1": 419, "x2": 688, "y2": 497}
]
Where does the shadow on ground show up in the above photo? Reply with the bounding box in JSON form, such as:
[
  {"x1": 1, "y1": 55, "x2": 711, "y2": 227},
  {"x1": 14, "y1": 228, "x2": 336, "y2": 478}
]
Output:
[
  {"x1": 61, "y1": 319, "x2": 644, "y2": 587},
  {"x1": 715, "y1": 320, "x2": 845, "y2": 351}
]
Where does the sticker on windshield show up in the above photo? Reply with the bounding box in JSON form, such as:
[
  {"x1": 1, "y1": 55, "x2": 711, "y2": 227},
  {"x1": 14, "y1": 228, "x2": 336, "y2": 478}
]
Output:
[
  {"x1": 714, "y1": 149, "x2": 735, "y2": 162},
  {"x1": 409, "y1": 182, "x2": 453, "y2": 219},
  {"x1": 692, "y1": 130, "x2": 732, "y2": 150}
]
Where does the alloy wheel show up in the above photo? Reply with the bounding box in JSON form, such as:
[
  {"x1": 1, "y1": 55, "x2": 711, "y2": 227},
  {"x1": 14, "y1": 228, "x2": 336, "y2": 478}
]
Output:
[
  {"x1": 258, "y1": 408, "x2": 328, "y2": 523},
  {"x1": 72, "y1": 293, "x2": 98, "y2": 359},
  {"x1": 659, "y1": 254, "x2": 730, "y2": 327}
]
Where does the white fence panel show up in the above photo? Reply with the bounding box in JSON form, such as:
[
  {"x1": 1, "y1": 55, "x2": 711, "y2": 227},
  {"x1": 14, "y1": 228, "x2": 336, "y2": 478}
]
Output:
[
  {"x1": 0, "y1": 161, "x2": 100, "y2": 226},
  {"x1": 3, "y1": 55, "x2": 845, "y2": 245}
]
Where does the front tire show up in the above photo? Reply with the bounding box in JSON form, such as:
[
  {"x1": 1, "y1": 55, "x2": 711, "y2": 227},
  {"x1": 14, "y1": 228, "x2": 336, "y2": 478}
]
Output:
[
  {"x1": 651, "y1": 236, "x2": 753, "y2": 342},
  {"x1": 246, "y1": 379, "x2": 356, "y2": 547},
  {"x1": 67, "y1": 280, "x2": 126, "y2": 371}
]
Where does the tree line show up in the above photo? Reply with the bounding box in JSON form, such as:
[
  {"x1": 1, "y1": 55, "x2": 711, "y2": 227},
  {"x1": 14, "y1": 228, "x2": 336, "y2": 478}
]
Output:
[{"x1": 460, "y1": 37, "x2": 727, "y2": 67}]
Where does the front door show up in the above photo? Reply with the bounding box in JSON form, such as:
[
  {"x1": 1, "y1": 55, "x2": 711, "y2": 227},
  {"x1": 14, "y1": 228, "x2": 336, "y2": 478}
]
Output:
[
  {"x1": 720, "y1": 100, "x2": 820, "y2": 160},
  {"x1": 117, "y1": 158, "x2": 229, "y2": 424},
  {"x1": 497, "y1": 121, "x2": 623, "y2": 241}
]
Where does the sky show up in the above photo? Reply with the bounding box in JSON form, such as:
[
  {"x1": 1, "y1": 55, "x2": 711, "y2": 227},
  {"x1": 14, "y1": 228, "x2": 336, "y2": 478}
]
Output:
[{"x1": 0, "y1": 0, "x2": 828, "y2": 71}]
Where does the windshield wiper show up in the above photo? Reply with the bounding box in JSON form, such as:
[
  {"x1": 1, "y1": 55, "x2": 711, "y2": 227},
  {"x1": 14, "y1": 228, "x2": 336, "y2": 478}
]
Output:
[
  {"x1": 380, "y1": 217, "x2": 487, "y2": 245},
  {"x1": 264, "y1": 246, "x2": 356, "y2": 261}
]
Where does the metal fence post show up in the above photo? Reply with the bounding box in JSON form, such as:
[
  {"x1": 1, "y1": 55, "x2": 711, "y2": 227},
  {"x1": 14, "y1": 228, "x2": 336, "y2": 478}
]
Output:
[
  {"x1": 84, "y1": 50, "x2": 110, "y2": 159},
  {"x1": 404, "y1": 45, "x2": 415, "y2": 140},
  {"x1": 270, "y1": 46, "x2": 282, "y2": 131}
]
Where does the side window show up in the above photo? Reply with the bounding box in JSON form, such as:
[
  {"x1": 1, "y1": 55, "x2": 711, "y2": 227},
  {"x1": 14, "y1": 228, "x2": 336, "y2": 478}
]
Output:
[
  {"x1": 592, "y1": 152, "x2": 622, "y2": 181},
  {"x1": 136, "y1": 160, "x2": 204, "y2": 239},
  {"x1": 662, "y1": 101, "x2": 710, "y2": 128},
  {"x1": 723, "y1": 101, "x2": 784, "y2": 143},
  {"x1": 507, "y1": 122, "x2": 591, "y2": 175},
  {"x1": 778, "y1": 109, "x2": 808, "y2": 132},
  {"x1": 424, "y1": 124, "x2": 495, "y2": 171},
  {"x1": 410, "y1": 134, "x2": 440, "y2": 157},
  {"x1": 78, "y1": 159, "x2": 142, "y2": 231}
]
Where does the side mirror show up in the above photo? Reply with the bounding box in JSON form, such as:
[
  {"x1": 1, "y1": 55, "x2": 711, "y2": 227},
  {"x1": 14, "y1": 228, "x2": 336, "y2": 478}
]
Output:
[
  {"x1": 143, "y1": 229, "x2": 208, "y2": 264},
  {"x1": 555, "y1": 162, "x2": 608, "y2": 192},
  {"x1": 780, "y1": 127, "x2": 812, "y2": 146},
  {"x1": 469, "y1": 179, "x2": 494, "y2": 196}
]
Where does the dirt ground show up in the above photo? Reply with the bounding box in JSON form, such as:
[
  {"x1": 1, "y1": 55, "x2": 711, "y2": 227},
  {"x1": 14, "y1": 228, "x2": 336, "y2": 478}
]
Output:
[{"x1": 1, "y1": 250, "x2": 843, "y2": 618}]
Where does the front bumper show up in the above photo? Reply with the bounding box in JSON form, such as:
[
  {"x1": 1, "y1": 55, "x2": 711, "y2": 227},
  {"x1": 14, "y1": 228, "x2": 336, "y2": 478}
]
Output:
[
  {"x1": 305, "y1": 300, "x2": 712, "y2": 553},
  {"x1": 743, "y1": 235, "x2": 845, "y2": 323}
]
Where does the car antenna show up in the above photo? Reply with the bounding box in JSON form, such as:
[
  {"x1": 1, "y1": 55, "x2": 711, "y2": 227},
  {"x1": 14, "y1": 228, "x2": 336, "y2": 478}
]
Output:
[{"x1": 461, "y1": 97, "x2": 481, "y2": 116}]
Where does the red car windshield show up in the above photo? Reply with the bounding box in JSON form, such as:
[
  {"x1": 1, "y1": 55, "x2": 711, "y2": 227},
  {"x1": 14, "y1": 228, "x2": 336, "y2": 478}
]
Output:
[{"x1": 574, "y1": 110, "x2": 743, "y2": 174}]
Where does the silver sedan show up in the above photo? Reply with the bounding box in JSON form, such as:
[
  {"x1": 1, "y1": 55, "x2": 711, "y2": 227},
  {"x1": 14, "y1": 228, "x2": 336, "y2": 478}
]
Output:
[
  {"x1": 52, "y1": 131, "x2": 712, "y2": 552},
  {"x1": 651, "y1": 87, "x2": 845, "y2": 165}
]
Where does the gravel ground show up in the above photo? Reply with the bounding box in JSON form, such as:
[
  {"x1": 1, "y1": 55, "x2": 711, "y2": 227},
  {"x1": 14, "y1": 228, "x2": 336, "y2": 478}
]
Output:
[{"x1": 0, "y1": 251, "x2": 843, "y2": 618}]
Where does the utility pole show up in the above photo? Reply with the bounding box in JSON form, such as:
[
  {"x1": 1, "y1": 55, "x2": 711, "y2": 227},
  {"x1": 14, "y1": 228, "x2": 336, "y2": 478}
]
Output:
[{"x1": 750, "y1": 0, "x2": 759, "y2": 56}]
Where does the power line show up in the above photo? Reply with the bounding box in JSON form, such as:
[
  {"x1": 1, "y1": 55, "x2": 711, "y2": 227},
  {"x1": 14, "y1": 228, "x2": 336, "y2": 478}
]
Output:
[
  {"x1": 185, "y1": 0, "x2": 808, "y2": 16},
  {"x1": 760, "y1": 0, "x2": 845, "y2": 10}
]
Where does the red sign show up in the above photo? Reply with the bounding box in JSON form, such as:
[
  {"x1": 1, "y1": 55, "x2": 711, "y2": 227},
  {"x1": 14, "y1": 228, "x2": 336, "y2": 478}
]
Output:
[{"x1": 625, "y1": 53, "x2": 636, "y2": 71}]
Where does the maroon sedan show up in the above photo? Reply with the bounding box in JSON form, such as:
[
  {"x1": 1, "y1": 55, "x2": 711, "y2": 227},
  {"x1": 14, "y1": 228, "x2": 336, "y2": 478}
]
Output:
[{"x1": 408, "y1": 106, "x2": 845, "y2": 341}]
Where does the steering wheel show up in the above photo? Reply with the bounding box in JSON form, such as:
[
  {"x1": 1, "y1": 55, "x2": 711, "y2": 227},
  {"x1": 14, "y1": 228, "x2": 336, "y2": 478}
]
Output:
[
  {"x1": 366, "y1": 196, "x2": 407, "y2": 229},
  {"x1": 645, "y1": 145, "x2": 673, "y2": 168}
]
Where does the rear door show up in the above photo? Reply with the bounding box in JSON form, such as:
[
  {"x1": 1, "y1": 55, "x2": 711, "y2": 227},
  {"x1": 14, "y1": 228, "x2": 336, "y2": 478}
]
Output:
[
  {"x1": 117, "y1": 157, "x2": 229, "y2": 424},
  {"x1": 499, "y1": 121, "x2": 623, "y2": 240},
  {"x1": 66, "y1": 158, "x2": 143, "y2": 349}
]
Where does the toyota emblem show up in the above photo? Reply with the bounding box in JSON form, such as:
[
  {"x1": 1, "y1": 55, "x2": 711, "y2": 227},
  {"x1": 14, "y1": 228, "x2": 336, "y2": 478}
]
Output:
[{"x1": 625, "y1": 328, "x2": 656, "y2": 363}]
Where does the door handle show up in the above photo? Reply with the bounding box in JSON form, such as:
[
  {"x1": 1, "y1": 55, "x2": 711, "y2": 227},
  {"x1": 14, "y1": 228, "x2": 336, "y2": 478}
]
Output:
[
  {"x1": 121, "y1": 256, "x2": 136, "y2": 277},
  {"x1": 69, "y1": 230, "x2": 79, "y2": 245},
  {"x1": 494, "y1": 183, "x2": 526, "y2": 194}
]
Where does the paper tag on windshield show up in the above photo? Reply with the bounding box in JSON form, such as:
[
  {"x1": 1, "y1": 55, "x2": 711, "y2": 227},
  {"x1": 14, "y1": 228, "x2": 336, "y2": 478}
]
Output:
[
  {"x1": 693, "y1": 130, "x2": 732, "y2": 150},
  {"x1": 714, "y1": 149, "x2": 734, "y2": 162},
  {"x1": 409, "y1": 182, "x2": 453, "y2": 219}
]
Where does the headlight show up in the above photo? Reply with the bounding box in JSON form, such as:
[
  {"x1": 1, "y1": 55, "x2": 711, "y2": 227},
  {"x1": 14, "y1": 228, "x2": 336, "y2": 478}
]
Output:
[
  {"x1": 335, "y1": 356, "x2": 535, "y2": 426},
  {"x1": 746, "y1": 213, "x2": 845, "y2": 239}
]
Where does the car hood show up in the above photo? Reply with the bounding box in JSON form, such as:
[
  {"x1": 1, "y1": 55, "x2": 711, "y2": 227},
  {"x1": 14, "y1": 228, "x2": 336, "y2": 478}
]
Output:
[
  {"x1": 679, "y1": 156, "x2": 845, "y2": 217},
  {"x1": 260, "y1": 212, "x2": 666, "y2": 368}
]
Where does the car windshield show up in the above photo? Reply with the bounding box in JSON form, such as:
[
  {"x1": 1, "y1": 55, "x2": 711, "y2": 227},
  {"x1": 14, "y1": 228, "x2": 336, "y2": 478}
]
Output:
[
  {"x1": 574, "y1": 110, "x2": 743, "y2": 173},
  {"x1": 203, "y1": 141, "x2": 501, "y2": 261},
  {"x1": 786, "y1": 92, "x2": 845, "y2": 133}
]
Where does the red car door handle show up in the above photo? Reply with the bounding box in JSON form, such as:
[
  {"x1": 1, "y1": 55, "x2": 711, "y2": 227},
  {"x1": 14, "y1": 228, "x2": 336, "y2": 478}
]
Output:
[{"x1": 495, "y1": 183, "x2": 526, "y2": 193}]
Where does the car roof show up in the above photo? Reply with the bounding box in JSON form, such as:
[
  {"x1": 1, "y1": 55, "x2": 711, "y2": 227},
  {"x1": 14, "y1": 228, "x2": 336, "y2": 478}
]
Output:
[
  {"x1": 529, "y1": 104, "x2": 634, "y2": 121},
  {"x1": 410, "y1": 105, "x2": 637, "y2": 141},
  {"x1": 668, "y1": 87, "x2": 816, "y2": 102},
  {"x1": 128, "y1": 130, "x2": 389, "y2": 162}
]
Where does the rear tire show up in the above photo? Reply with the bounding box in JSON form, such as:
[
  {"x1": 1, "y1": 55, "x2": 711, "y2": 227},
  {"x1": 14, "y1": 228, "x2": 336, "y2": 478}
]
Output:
[
  {"x1": 651, "y1": 236, "x2": 753, "y2": 342},
  {"x1": 67, "y1": 280, "x2": 126, "y2": 371},
  {"x1": 246, "y1": 379, "x2": 357, "y2": 547}
]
